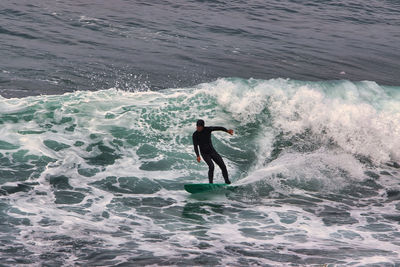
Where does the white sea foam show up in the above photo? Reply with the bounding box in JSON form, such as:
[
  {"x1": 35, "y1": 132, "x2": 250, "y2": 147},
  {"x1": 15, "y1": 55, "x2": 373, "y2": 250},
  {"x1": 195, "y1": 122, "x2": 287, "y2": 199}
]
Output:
[{"x1": 1, "y1": 78, "x2": 399, "y2": 265}]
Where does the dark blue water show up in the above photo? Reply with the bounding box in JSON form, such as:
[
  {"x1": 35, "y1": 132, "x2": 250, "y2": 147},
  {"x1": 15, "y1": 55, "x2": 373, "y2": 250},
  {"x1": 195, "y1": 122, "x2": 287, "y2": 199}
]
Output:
[
  {"x1": 1, "y1": 1, "x2": 400, "y2": 266},
  {"x1": 1, "y1": 0, "x2": 399, "y2": 98}
]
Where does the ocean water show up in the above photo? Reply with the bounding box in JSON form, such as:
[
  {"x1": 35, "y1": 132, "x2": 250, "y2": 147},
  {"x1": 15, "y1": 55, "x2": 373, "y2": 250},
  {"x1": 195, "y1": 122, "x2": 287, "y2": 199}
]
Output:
[
  {"x1": 1, "y1": 1, "x2": 400, "y2": 266},
  {"x1": 1, "y1": 0, "x2": 400, "y2": 97}
]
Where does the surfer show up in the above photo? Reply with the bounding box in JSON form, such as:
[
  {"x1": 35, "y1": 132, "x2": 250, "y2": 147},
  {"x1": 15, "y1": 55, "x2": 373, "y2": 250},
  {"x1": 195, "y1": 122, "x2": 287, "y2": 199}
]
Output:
[{"x1": 192, "y1": 119, "x2": 233, "y2": 184}]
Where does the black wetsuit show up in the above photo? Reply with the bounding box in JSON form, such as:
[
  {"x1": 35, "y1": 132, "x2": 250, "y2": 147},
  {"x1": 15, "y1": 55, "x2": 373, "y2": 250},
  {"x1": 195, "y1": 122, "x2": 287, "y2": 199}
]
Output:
[{"x1": 192, "y1": 126, "x2": 231, "y2": 184}]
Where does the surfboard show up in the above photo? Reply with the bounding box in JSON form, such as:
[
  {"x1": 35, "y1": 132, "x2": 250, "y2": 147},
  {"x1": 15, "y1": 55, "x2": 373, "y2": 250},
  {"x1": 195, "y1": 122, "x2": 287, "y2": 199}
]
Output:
[{"x1": 184, "y1": 183, "x2": 228, "y2": 194}]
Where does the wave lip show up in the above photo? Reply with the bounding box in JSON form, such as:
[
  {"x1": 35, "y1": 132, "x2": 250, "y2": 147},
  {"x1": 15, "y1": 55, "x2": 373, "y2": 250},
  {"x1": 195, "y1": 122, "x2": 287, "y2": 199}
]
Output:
[{"x1": 206, "y1": 78, "x2": 400, "y2": 165}]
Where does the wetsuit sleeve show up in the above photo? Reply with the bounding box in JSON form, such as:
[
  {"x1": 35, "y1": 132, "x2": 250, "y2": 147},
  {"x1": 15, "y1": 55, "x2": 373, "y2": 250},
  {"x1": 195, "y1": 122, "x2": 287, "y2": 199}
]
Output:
[
  {"x1": 192, "y1": 133, "x2": 200, "y2": 157},
  {"x1": 209, "y1": 126, "x2": 228, "y2": 132}
]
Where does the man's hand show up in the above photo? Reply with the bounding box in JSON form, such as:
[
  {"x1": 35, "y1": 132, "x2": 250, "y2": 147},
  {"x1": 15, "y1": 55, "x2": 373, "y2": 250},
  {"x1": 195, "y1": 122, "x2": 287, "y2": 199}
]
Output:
[
  {"x1": 197, "y1": 156, "x2": 201, "y2": 163},
  {"x1": 227, "y1": 129, "x2": 234, "y2": 135}
]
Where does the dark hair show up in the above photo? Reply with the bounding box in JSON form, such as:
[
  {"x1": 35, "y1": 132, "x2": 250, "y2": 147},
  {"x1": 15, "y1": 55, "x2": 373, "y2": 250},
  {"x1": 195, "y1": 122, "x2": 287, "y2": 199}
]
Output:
[{"x1": 196, "y1": 119, "x2": 205, "y2": 127}]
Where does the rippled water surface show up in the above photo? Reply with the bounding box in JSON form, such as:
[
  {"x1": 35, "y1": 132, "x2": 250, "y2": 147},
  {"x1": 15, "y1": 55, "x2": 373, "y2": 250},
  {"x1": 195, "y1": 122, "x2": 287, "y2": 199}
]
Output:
[{"x1": 1, "y1": 0, "x2": 399, "y2": 97}]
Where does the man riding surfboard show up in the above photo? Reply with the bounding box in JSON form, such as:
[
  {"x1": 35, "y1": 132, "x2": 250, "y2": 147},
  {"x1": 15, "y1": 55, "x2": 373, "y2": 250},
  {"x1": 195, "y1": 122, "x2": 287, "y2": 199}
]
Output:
[{"x1": 192, "y1": 119, "x2": 233, "y2": 184}]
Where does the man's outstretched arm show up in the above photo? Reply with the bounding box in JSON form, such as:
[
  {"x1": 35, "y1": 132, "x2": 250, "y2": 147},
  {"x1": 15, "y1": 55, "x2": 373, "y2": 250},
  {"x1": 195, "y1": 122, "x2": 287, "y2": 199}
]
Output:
[{"x1": 209, "y1": 126, "x2": 234, "y2": 135}]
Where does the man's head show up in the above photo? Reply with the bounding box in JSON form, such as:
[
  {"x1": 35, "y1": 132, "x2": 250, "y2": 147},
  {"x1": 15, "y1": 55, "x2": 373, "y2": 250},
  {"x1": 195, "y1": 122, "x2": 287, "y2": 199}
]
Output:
[{"x1": 196, "y1": 119, "x2": 205, "y2": 132}]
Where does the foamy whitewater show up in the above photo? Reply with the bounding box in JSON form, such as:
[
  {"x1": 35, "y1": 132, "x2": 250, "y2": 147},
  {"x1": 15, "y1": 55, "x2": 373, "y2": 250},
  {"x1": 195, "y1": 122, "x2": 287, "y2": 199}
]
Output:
[{"x1": 1, "y1": 78, "x2": 400, "y2": 265}]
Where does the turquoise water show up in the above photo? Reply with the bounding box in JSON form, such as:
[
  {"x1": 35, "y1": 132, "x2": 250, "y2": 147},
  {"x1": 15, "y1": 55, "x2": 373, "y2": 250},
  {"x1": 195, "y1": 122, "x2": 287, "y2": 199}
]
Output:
[
  {"x1": 1, "y1": 0, "x2": 400, "y2": 265},
  {"x1": 1, "y1": 78, "x2": 399, "y2": 265}
]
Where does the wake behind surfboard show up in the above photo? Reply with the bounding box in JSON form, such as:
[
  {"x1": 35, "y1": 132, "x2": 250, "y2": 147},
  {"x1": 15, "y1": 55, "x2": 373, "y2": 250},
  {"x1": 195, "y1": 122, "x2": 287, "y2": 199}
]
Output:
[{"x1": 184, "y1": 183, "x2": 229, "y2": 194}]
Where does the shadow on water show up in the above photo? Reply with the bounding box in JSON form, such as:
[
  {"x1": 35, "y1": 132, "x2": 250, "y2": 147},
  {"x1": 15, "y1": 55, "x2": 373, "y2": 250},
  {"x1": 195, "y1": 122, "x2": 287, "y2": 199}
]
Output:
[{"x1": 181, "y1": 199, "x2": 230, "y2": 223}]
